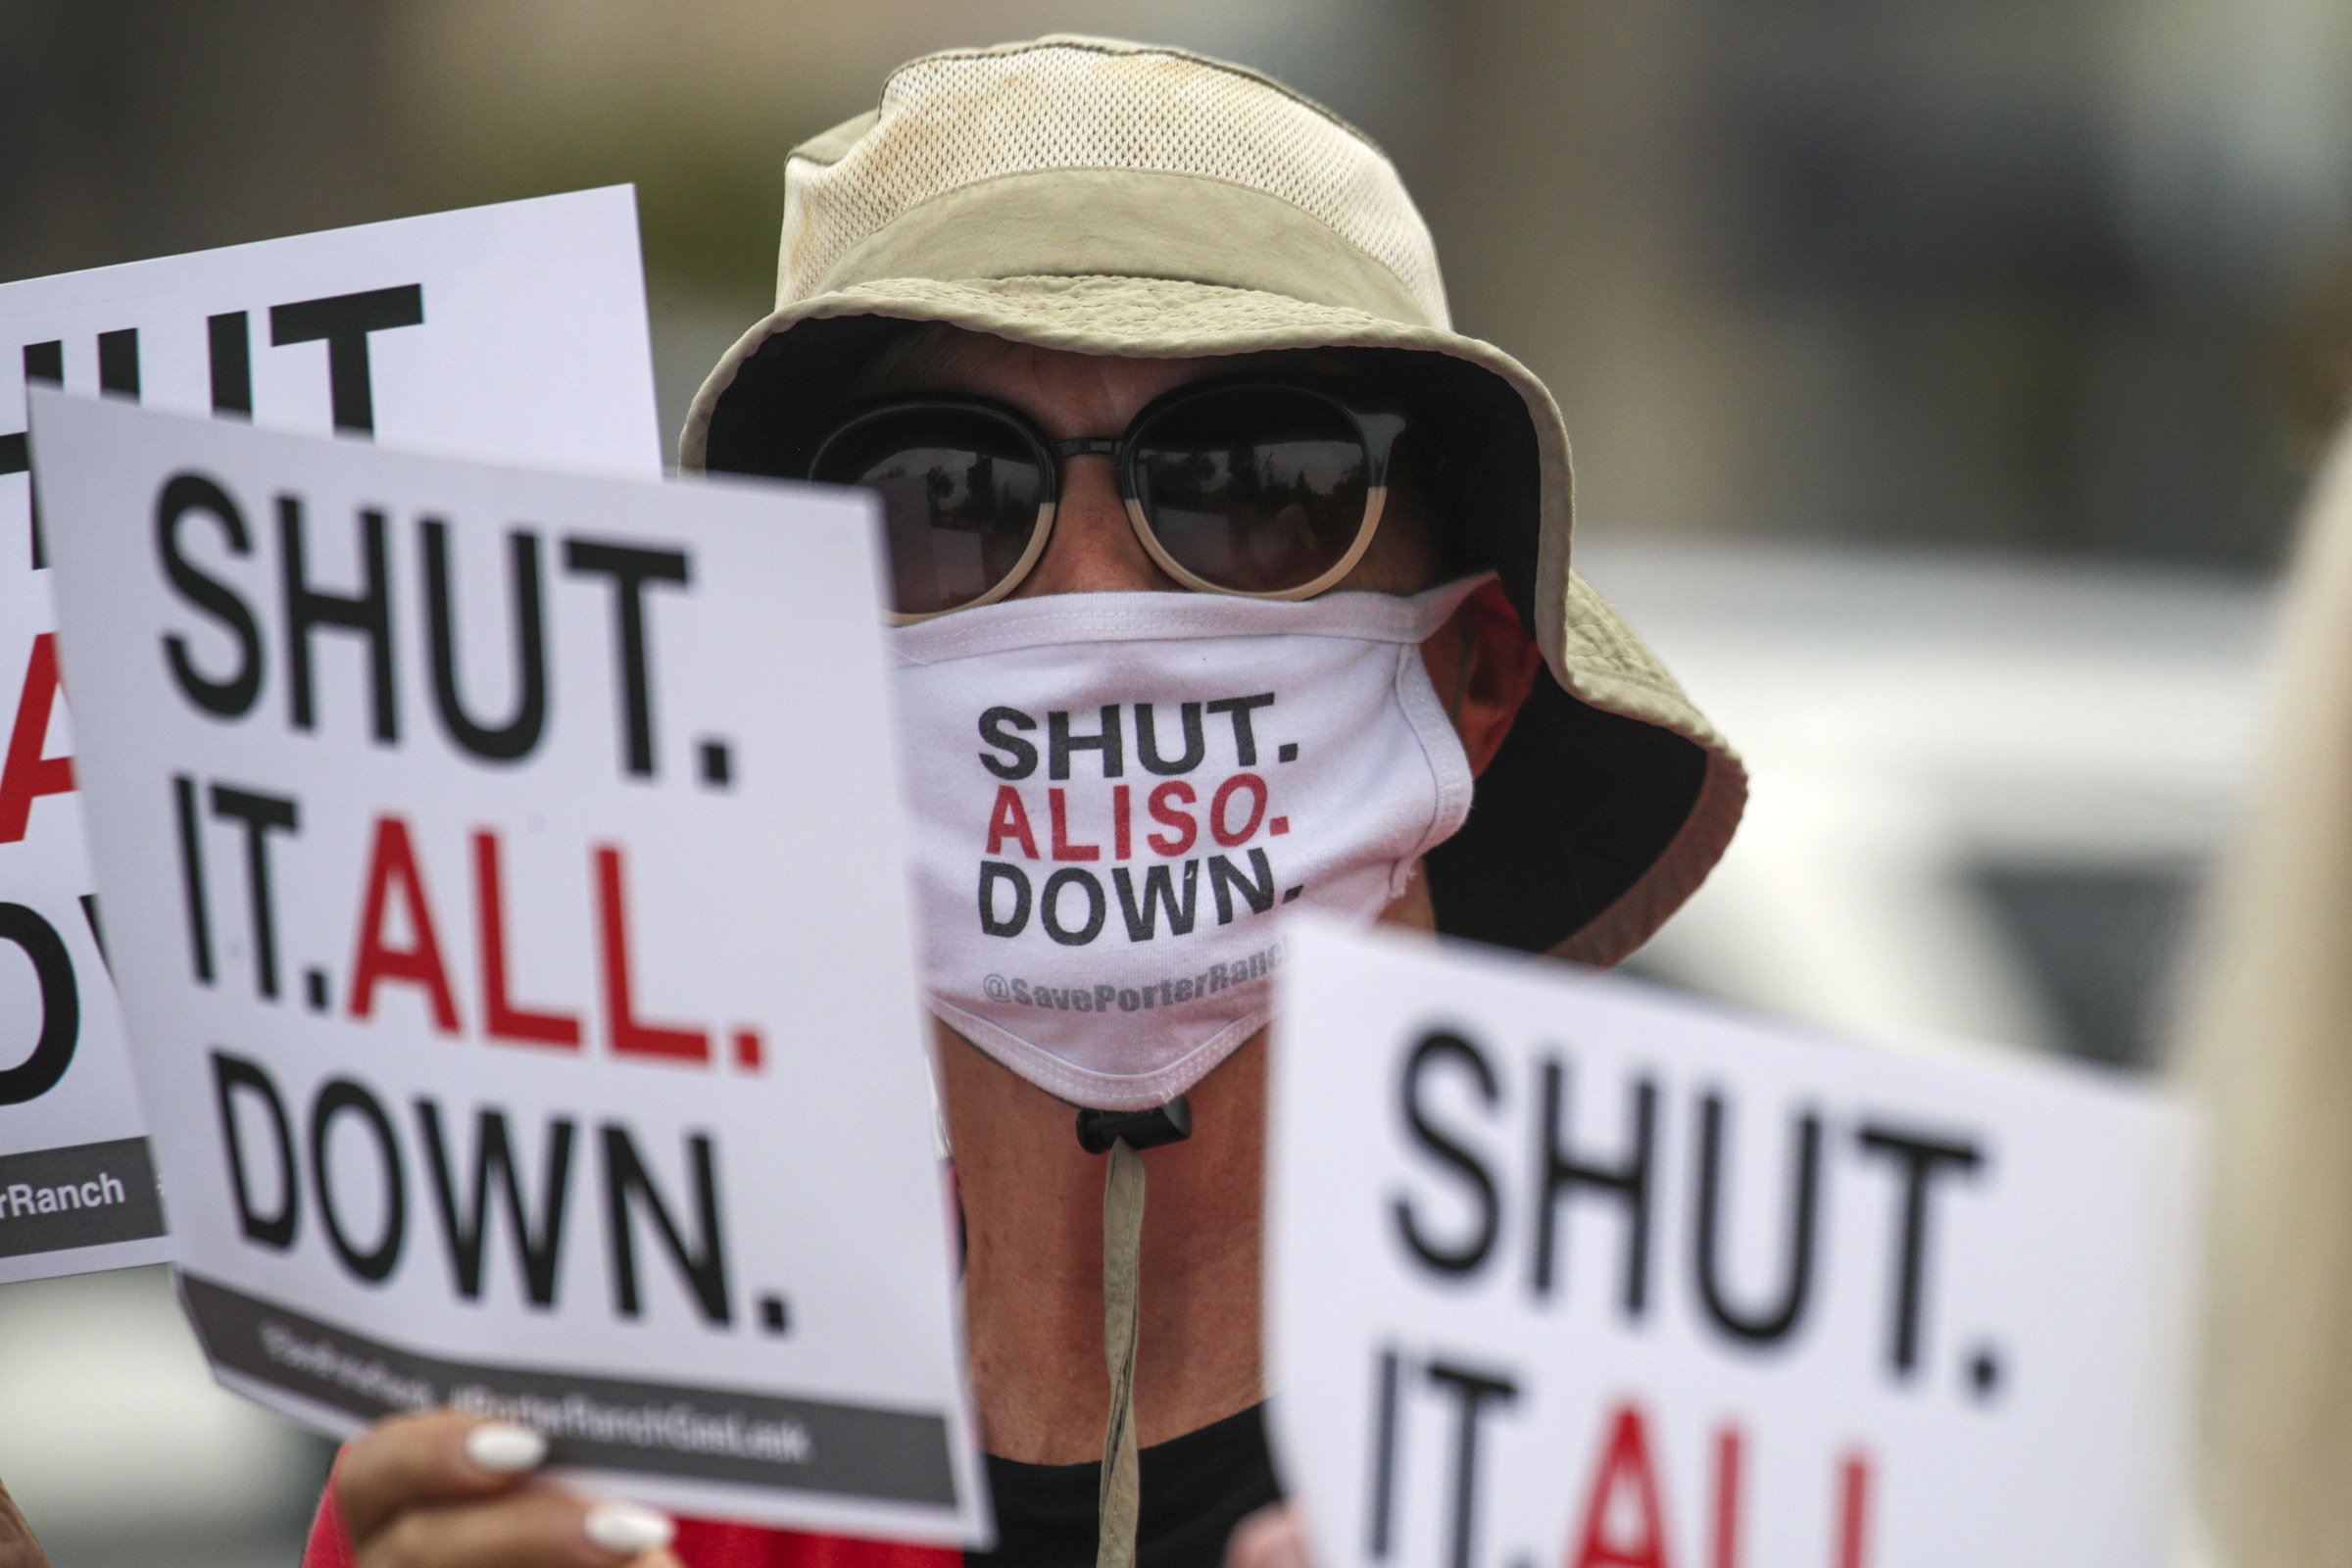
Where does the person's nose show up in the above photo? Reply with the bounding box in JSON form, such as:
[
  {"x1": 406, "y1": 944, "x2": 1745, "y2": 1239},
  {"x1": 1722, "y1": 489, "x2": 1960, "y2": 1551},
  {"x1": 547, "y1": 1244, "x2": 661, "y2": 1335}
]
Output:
[{"x1": 1011, "y1": 454, "x2": 1182, "y2": 597}]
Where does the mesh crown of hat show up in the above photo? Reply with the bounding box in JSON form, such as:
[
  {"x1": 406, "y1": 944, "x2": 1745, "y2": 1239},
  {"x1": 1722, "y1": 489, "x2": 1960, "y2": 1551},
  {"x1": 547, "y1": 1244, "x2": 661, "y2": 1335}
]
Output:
[{"x1": 781, "y1": 37, "x2": 1449, "y2": 324}]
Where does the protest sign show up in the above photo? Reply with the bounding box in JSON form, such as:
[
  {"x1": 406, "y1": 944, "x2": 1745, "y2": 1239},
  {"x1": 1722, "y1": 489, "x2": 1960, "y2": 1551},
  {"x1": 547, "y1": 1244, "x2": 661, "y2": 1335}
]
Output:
[
  {"x1": 0, "y1": 552, "x2": 163, "y2": 1282},
  {"x1": 30, "y1": 389, "x2": 988, "y2": 1543},
  {"x1": 0, "y1": 187, "x2": 662, "y2": 1284},
  {"x1": 1, "y1": 185, "x2": 662, "y2": 525},
  {"x1": 1269, "y1": 919, "x2": 2196, "y2": 1568}
]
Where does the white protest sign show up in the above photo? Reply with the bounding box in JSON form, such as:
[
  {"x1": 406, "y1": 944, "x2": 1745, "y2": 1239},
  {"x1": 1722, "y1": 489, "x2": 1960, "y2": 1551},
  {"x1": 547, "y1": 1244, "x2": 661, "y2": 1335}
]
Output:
[
  {"x1": 0, "y1": 554, "x2": 163, "y2": 1282},
  {"x1": 1, "y1": 185, "x2": 661, "y2": 526},
  {"x1": 1270, "y1": 920, "x2": 2195, "y2": 1568},
  {"x1": 32, "y1": 390, "x2": 988, "y2": 1544},
  {"x1": 0, "y1": 187, "x2": 661, "y2": 1284}
]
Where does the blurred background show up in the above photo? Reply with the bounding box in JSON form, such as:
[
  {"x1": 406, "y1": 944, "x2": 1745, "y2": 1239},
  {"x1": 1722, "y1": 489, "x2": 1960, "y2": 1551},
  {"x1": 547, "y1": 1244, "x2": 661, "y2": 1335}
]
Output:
[{"x1": 1, "y1": 0, "x2": 2346, "y2": 1562}]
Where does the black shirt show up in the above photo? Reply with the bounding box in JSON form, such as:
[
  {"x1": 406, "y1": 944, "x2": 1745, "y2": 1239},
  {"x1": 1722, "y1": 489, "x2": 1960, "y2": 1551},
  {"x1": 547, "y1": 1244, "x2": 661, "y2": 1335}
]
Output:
[{"x1": 966, "y1": 1403, "x2": 1282, "y2": 1568}]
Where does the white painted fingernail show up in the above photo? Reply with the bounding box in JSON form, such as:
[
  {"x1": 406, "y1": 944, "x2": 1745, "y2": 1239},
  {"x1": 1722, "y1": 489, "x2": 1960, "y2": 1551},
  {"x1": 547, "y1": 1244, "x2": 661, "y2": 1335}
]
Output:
[
  {"x1": 584, "y1": 1501, "x2": 676, "y2": 1556},
  {"x1": 464, "y1": 1421, "x2": 546, "y2": 1473}
]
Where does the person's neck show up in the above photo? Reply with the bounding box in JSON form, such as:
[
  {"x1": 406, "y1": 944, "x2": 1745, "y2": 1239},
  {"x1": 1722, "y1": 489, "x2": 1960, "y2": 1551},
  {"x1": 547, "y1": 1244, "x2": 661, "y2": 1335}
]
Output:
[
  {"x1": 938, "y1": 1020, "x2": 1268, "y2": 1464},
  {"x1": 936, "y1": 871, "x2": 1437, "y2": 1465}
]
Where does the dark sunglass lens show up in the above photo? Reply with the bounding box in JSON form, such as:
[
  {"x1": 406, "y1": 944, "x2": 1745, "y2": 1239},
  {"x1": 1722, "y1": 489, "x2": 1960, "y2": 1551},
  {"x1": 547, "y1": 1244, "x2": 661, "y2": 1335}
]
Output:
[
  {"x1": 1130, "y1": 388, "x2": 1369, "y2": 593},
  {"x1": 810, "y1": 408, "x2": 1048, "y2": 615}
]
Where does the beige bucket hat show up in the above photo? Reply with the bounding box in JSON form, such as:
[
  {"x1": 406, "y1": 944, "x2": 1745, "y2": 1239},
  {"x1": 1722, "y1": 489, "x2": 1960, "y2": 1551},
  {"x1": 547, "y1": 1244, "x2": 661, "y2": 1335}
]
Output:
[{"x1": 682, "y1": 33, "x2": 1745, "y2": 964}]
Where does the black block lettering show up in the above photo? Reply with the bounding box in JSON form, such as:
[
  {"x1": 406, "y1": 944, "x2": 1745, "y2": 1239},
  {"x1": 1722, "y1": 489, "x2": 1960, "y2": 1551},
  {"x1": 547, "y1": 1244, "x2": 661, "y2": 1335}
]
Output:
[
  {"x1": 1113, "y1": 860, "x2": 1200, "y2": 941},
  {"x1": 20, "y1": 342, "x2": 62, "y2": 567},
  {"x1": 157, "y1": 473, "x2": 264, "y2": 718},
  {"x1": 312, "y1": 1078, "x2": 406, "y2": 1284},
  {"x1": 1693, "y1": 1095, "x2": 1823, "y2": 1345},
  {"x1": 1857, "y1": 1123, "x2": 1984, "y2": 1377},
  {"x1": 209, "y1": 312, "x2": 252, "y2": 417},
  {"x1": 78, "y1": 893, "x2": 106, "y2": 974},
  {"x1": 1049, "y1": 705, "x2": 1123, "y2": 780},
  {"x1": 424, "y1": 522, "x2": 548, "y2": 762},
  {"x1": 1426, "y1": 1358, "x2": 1518, "y2": 1568},
  {"x1": 1, "y1": 343, "x2": 59, "y2": 482},
  {"x1": 1367, "y1": 1346, "x2": 1404, "y2": 1560},
  {"x1": 1530, "y1": 1060, "x2": 1656, "y2": 1317},
  {"x1": 174, "y1": 775, "x2": 214, "y2": 983},
  {"x1": 416, "y1": 1102, "x2": 574, "y2": 1307},
  {"x1": 601, "y1": 1123, "x2": 731, "y2": 1325},
  {"x1": 280, "y1": 497, "x2": 396, "y2": 742},
  {"x1": 0, "y1": 904, "x2": 76, "y2": 1104},
  {"x1": 1209, "y1": 850, "x2": 1276, "y2": 924},
  {"x1": 1135, "y1": 702, "x2": 1205, "y2": 775},
  {"x1": 1393, "y1": 1030, "x2": 1501, "y2": 1275},
  {"x1": 270, "y1": 284, "x2": 423, "y2": 436},
  {"x1": 97, "y1": 328, "x2": 139, "y2": 399},
  {"x1": 1040, "y1": 867, "x2": 1106, "y2": 946},
  {"x1": 564, "y1": 539, "x2": 689, "y2": 778},
  {"x1": 209, "y1": 785, "x2": 297, "y2": 1001},
  {"x1": 979, "y1": 707, "x2": 1039, "y2": 780},
  {"x1": 979, "y1": 861, "x2": 1032, "y2": 937},
  {"x1": 212, "y1": 1051, "x2": 298, "y2": 1250},
  {"x1": 1205, "y1": 693, "x2": 1275, "y2": 764}
]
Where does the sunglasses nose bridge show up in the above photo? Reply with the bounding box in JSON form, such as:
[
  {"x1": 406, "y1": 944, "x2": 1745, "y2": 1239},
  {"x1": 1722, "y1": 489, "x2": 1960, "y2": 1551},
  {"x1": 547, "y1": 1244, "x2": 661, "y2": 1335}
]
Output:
[
  {"x1": 1015, "y1": 439, "x2": 1177, "y2": 600},
  {"x1": 1047, "y1": 436, "x2": 1124, "y2": 461}
]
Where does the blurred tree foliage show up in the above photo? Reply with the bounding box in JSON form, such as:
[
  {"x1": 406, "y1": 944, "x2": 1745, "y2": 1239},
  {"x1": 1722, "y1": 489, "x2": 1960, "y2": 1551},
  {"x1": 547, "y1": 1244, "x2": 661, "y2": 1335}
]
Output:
[{"x1": 411, "y1": 127, "x2": 786, "y2": 302}]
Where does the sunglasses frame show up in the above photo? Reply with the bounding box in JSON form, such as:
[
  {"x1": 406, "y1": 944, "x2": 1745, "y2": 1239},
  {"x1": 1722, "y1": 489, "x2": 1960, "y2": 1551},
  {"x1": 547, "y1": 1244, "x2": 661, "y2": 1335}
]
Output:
[{"x1": 805, "y1": 375, "x2": 1408, "y2": 624}]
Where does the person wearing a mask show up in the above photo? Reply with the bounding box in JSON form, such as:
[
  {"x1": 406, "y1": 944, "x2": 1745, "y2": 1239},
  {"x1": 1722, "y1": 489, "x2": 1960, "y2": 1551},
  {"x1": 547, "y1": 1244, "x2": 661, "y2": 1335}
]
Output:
[{"x1": 300, "y1": 35, "x2": 1746, "y2": 1568}]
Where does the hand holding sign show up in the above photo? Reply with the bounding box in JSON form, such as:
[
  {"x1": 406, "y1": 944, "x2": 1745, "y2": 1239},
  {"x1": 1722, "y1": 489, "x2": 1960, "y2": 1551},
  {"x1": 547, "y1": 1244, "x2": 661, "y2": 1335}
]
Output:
[
  {"x1": 331, "y1": 1410, "x2": 683, "y2": 1568},
  {"x1": 1269, "y1": 920, "x2": 2196, "y2": 1568}
]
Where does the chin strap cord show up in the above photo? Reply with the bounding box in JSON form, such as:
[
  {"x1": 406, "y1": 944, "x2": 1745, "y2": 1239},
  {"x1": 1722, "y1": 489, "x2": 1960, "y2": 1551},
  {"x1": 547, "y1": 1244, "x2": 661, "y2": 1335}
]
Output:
[
  {"x1": 1074, "y1": 1098, "x2": 1194, "y2": 1568},
  {"x1": 1098, "y1": 1138, "x2": 1146, "y2": 1568}
]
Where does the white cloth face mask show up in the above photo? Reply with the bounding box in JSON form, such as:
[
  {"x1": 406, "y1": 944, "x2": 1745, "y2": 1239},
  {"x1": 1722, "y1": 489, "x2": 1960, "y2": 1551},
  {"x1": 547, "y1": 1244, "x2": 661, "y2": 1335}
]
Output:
[{"x1": 889, "y1": 577, "x2": 1485, "y2": 1110}]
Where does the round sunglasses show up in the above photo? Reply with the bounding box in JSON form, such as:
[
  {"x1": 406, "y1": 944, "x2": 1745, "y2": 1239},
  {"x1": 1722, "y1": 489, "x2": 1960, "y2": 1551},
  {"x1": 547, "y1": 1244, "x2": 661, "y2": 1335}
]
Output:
[{"x1": 804, "y1": 377, "x2": 1408, "y2": 623}]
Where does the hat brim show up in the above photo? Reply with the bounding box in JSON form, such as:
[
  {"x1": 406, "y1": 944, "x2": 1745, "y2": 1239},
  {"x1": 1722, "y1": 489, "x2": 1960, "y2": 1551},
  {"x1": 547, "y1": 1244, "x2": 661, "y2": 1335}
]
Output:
[{"x1": 681, "y1": 273, "x2": 1745, "y2": 965}]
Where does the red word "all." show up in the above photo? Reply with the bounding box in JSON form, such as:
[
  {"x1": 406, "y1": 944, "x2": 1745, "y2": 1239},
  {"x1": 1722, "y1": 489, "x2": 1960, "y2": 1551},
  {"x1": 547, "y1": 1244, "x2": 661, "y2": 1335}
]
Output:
[
  {"x1": 346, "y1": 817, "x2": 740, "y2": 1067},
  {"x1": 1568, "y1": 1405, "x2": 1872, "y2": 1568},
  {"x1": 0, "y1": 633, "x2": 74, "y2": 844}
]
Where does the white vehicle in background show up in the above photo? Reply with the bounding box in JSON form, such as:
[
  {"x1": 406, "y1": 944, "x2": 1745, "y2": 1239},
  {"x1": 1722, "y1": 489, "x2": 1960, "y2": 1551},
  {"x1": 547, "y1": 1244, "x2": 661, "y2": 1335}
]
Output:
[
  {"x1": 0, "y1": 1265, "x2": 328, "y2": 1568},
  {"x1": 1589, "y1": 542, "x2": 2274, "y2": 1069}
]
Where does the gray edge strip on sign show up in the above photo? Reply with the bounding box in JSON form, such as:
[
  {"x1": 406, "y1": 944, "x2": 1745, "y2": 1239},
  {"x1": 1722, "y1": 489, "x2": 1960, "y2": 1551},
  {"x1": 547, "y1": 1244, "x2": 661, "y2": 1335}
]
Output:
[
  {"x1": 178, "y1": 1274, "x2": 957, "y2": 1506},
  {"x1": 0, "y1": 1137, "x2": 167, "y2": 1257}
]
